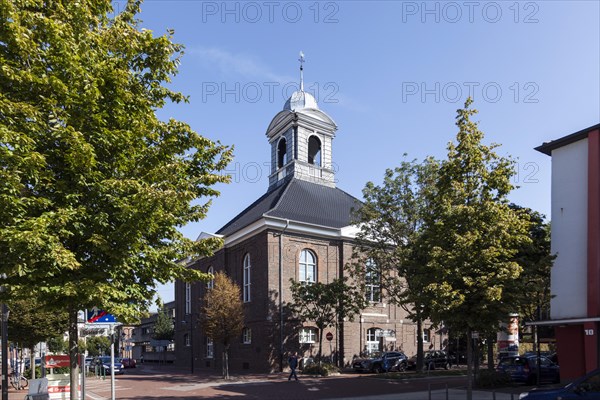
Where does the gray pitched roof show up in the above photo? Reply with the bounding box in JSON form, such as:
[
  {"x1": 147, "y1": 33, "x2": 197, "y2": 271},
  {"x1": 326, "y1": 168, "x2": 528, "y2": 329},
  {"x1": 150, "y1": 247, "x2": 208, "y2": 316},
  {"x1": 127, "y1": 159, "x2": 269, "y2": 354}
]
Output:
[{"x1": 216, "y1": 178, "x2": 361, "y2": 236}]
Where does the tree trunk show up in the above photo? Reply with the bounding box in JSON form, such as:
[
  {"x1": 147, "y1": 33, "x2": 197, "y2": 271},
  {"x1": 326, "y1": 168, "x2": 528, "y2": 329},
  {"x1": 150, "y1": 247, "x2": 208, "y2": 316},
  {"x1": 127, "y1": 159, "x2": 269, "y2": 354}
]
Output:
[
  {"x1": 68, "y1": 310, "x2": 79, "y2": 400},
  {"x1": 466, "y1": 328, "x2": 473, "y2": 400},
  {"x1": 487, "y1": 335, "x2": 495, "y2": 370},
  {"x1": 318, "y1": 328, "x2": 324, "y2": 365},
  {"x1": 416, "y1": 319, "x2": 424, "y2": 372},
  {"x1": 30, "y1": 350, "x2": 36, "y2": 380},
  {"x1": 222, "y1": 344, "x2": 230, "y2": 380}
]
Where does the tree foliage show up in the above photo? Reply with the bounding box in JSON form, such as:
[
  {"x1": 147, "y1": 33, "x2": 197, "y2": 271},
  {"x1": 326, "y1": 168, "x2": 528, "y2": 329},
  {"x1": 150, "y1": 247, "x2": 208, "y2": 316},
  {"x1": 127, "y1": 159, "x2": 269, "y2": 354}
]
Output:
[
  {"x1": 86, "y1": 335, "x2": 111, "y2": 357},
  {"x1": 351, "y1": 157, "x2": 439, "y2": 371},
  {"x1": 47, "y1": 336, "x2": 68, "y2": 355},
  {"x1": 288, "y1": 277, "x2": 367, "y2": 363},
  {"x1": 7, "y1": 297, "x2": 69, "y2": 349},
  {"x1": 420, "y1": 99, "x2": 531, "y2": 396},
  {"x1": 200, "y1": 272, "x2": 244, "y2": 379},
  {"x1": 0, "y1": 1, "x2": 231, "y2": 395},
  {"x1": 152, "y1": 306, "x2": 175, "y2": 341},
  {"x1": 509, "y1": 205, "x2": 554, "y2": 323}
]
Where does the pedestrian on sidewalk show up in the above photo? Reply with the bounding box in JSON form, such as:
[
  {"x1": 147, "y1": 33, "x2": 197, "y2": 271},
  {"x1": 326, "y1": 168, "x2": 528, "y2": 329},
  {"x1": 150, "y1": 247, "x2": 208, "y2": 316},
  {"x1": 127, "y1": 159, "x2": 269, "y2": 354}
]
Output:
[{"x1": 287, "y1": 352, "x2": 299, "y2": 381}]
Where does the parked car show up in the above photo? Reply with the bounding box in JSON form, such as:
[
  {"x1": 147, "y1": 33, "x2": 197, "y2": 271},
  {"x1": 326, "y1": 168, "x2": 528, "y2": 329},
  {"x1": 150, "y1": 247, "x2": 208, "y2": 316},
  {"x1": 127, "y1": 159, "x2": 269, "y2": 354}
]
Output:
[
  {"x1": 519, "y1": 367, "x2": 600, "y2": 399},
  {"x1": 94, "y1": 356, "x2": 125, "y2": 375},
  {"x1": 24, "y1": 358, "x2": 41, "y2": 369},
  {"x1": 407, "y1": 350, "x2": 451, "y2": 370},
  {"x1": 352, "y1": 351, "x2": 408, "y2": 373},
  {"x1": 121, "y1": 358, "x2": 136, "y2": 368},
  {"x1": 496, "y1": 355, "x2": 559, "y2": 385}
]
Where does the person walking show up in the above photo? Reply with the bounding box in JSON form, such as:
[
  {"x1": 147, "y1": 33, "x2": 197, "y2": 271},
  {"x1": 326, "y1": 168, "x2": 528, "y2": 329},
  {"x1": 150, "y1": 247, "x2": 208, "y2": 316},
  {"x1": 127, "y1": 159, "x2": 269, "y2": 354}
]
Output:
[{"x1": 287, "y1": 352, "x2": 299, "y2": 381}]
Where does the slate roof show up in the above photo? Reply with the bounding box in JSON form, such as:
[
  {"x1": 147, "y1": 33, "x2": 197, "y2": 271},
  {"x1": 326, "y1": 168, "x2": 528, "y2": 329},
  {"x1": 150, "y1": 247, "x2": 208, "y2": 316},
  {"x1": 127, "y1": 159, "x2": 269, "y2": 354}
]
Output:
[{"x1": 216, "y1": 178, "x2": 362, "y2": 236}]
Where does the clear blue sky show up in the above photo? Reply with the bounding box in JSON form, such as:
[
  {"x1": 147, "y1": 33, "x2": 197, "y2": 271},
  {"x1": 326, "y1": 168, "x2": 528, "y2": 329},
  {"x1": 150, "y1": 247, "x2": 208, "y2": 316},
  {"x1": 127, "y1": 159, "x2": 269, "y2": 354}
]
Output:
[{"x1": 127, "y1": 0, "x2": 600, "y2": 304}]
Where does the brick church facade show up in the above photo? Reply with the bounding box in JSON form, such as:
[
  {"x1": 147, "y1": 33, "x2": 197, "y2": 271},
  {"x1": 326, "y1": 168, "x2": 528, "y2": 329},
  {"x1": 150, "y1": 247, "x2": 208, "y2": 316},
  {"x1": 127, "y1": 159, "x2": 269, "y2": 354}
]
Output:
[{"x1": 174, "y1": 62, "x2": 445, "y2": 372}]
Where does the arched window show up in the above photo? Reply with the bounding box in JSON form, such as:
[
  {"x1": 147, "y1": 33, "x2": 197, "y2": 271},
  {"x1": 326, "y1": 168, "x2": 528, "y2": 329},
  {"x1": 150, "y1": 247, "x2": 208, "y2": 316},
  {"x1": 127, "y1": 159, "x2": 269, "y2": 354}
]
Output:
[
  {"x1": 277, "y1": 137, "x2": 288, "y2": 168},
  {"x1": 308, "y1": 135, "x2": 321, "y2": 167},
  {"x1": 243, "y1": 254, "x2": 251, "y2": 302},
  {"x1": 207, "y1": 266, "x2": 214, "y2": 289},
  {"x1": 299, "y1": 249, "x2": 316, "y2": 283},
  {"x1": 366, "y1": 328, "x2": 383, "y2": 355},
  {"x1": 365, "y1": 259, "x2": 381, "y2": 303},
  {"x1": 299, "y1": 327, "x2": 317, "y2": 344}
]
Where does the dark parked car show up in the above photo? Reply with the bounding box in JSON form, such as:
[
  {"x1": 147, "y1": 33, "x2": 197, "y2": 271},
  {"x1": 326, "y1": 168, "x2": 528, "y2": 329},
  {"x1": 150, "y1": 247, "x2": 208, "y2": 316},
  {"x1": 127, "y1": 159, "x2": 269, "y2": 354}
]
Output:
[
  {"x1": 519, "y1": 367, "x2": 600, "y2": 399},
  {"x1": 352, "y1": 351, "x2": 408, "y2": 373},
  {"x1": 94, "y1": 356, "x2": 125, "y2": 375},
  {"x1": 496, "y1": 355, "x2": 559, "y2": 385},
  {"x1": 407, "y1": 350, "x2": 451, "y2": 370}
]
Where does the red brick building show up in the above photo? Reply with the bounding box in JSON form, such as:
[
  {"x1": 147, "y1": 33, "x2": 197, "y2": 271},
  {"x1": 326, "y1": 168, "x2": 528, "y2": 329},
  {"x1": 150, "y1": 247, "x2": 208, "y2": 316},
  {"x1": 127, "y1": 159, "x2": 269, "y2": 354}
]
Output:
[
  {"x1": 174, "y1": 67, "x2": 444, "y2": 372},
  {"x1": 535, "y1": 123, "x2": 600, "y2": 380}
]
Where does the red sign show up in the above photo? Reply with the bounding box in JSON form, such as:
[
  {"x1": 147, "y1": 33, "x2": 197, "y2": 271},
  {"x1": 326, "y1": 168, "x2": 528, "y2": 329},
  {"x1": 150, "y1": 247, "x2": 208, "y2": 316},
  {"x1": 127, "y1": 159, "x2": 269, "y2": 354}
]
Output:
[
  {"x1": 326, "y1": 332, "x2": 333, "y2": 341},
  {"x1": 45, "y1": 355, "x2": 70, "y2": 368}
]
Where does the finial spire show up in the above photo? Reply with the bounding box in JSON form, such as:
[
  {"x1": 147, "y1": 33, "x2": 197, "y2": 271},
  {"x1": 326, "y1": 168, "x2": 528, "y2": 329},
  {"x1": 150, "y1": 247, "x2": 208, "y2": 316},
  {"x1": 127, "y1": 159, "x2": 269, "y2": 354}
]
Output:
[{"x1": 298, "y1": 51, "x2": 305, "y2": 91}]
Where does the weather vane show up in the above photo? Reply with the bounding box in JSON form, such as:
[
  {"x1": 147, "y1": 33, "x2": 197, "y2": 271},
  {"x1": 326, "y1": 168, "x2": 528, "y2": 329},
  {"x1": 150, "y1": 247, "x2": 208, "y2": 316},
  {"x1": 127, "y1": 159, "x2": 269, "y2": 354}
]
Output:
[{"x1": 298, "y1": 51, "x2": 305, "y2": 91}]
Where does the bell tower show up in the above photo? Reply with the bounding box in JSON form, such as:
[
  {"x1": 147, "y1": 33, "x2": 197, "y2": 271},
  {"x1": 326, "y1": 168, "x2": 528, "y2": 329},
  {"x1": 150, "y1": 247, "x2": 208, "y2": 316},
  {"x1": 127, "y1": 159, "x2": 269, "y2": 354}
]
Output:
[{"x1": 266, "y1": 52, "x2": 338, "y2": 190}]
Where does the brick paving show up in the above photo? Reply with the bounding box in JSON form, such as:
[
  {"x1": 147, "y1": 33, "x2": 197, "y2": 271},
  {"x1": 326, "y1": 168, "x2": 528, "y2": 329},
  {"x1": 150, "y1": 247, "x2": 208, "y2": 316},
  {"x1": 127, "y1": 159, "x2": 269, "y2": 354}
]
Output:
[{"x1": 4, "y1": 365, "x2": 535, "y2": 400}]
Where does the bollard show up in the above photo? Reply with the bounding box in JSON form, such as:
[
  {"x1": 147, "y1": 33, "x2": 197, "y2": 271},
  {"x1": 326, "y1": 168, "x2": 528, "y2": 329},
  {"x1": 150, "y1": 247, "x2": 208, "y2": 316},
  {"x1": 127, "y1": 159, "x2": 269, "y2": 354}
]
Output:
[
  {"x1": 445, "y1": 383, "x2": 449, "y2": 400},
  {"x1": 492, "y1": 389, "x2": 496, "y2": 400},
  {"x1": 428, "y1": 383, "x2": 431, "y2": 400}
]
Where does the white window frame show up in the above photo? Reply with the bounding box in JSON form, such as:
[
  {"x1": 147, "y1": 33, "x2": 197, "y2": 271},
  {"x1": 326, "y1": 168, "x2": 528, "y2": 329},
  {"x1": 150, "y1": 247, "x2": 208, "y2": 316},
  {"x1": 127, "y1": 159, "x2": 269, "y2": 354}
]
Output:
[
  {"x1": 299, "y1": 327, "x2": 317, "y2": 344},
  {"x1": 242, "y1": 327, "x2": 252, "y2": 344},
  {"x1": 366, "y1": 328, "x2": 383, "y2": 355},
  {"x1": 243, "y1": 254, "x2": 251, "y2": 302},
  {"x1": 365, "y1": 259, "x2": 381, "y2": 303},
  {"x1": 185, "y1": 283, "x2": 191, "y2": 315},
  {"x1": 206, "y1": 337, "x2": 214, "y2": 358},
  {"x1": 299, "y1": 249, "x2": 316, "y2": 284},
  {"x1": 423, "y1": 329, "x2": 431, "y2": 343},
  {"x1": 207, "y1": 266, "x2": 214, "y2": 289}
]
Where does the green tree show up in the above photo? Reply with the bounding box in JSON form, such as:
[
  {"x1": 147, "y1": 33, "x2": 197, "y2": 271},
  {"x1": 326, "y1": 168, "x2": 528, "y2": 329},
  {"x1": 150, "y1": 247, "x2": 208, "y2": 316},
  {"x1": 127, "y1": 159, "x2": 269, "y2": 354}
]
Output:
[
  {"x1": 351, "y1": 157, "x2": 439, "y2": 372},
  {"x1": 509, "y1": 205, "x2": 554, "y2": 323},
  {"x1": 421, "y1": 99, "x2": 531, "y2": 398},
  {"x1": 7, "y1": 298, "x2": 69, "y2": 349},
  {"x1": 86, "y1": 336, "x2": 111, "y2": 357},
  {"x1": 201, "y1": 272, "x2": 244, "y2": 380},
  {"x1": 288, "y1": 277, "x2": 367, "y2": 364},
  {"x1": 7, "y1": 298, "x2": 69, "y2": 378},
  {"x1": 0, "y1": 1, "x2": 231, "y2": 396},
  {"x1": 47, "y1": 337, "x2": 68, "y2": 354},
  {"x1": 153, "y1": 307, "x2": 175, "y2": 341}
]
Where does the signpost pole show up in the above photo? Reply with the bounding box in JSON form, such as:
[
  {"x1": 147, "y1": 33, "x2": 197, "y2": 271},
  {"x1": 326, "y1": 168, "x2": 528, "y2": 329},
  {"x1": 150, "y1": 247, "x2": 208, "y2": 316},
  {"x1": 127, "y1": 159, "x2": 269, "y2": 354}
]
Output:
[{"x1": 110, "y1": 325, "x2": 115, "y2": 400}]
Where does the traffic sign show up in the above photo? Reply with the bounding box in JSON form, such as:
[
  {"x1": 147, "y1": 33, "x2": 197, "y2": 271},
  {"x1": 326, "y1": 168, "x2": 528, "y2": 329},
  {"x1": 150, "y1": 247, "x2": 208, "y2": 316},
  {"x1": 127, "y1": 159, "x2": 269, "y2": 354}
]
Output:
[
  {"x1": 87, "y1": 307, "x2": 117, "y2": 323},
  {"x1": 325, "y1": 332, "x2": 333, "y2": 341}
]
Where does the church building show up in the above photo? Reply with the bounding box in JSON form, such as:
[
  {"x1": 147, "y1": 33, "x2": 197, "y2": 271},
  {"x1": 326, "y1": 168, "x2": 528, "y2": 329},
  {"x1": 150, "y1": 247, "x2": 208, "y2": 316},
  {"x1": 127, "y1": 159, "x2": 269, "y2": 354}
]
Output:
[{"x1": 174, "y1": 59, "x2": 442, "y2": 372}]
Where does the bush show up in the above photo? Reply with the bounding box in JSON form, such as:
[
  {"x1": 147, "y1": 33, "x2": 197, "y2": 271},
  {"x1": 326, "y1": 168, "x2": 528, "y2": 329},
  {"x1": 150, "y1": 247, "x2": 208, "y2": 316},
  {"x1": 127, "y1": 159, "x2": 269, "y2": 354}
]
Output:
[
  {"x1": 302, "y1": 362, "x2": 339, "y2": 377},
  {"x1": 476, "y1": 369, "x2": 511, "y2": 388}
]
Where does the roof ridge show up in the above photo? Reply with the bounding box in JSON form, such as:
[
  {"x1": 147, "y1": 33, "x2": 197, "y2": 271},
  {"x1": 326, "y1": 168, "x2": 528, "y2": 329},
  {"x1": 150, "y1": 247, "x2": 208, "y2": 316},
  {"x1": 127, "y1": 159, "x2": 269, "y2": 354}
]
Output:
[
  {"x1": 265, "y1": 177, "x2": 296, "y2": 217},
  {"x1": 216, "y1": 181, "x2": 290, "y2": 234}
]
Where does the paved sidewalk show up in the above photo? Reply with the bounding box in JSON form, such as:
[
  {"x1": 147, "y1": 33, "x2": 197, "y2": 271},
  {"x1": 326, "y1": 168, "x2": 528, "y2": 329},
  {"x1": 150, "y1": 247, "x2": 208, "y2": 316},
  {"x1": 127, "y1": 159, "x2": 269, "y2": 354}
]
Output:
[{"x1": 4, "y1": 365, "x2": 531, "y2": 400}]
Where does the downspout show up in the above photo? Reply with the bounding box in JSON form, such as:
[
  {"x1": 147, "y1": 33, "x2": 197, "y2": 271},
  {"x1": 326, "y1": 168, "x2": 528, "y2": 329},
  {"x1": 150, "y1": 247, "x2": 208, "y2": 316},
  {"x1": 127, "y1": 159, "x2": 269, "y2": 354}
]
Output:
[{"x1": 276, "y1": 219, "x2": 290, "y2": 371}]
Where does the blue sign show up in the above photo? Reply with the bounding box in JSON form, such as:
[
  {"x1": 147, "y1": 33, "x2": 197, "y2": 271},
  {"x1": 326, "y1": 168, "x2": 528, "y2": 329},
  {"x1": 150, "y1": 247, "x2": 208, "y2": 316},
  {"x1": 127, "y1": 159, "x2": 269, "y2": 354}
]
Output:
[{"x1": 87, "y1": 307, "x2": 117, "y2": 323}]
